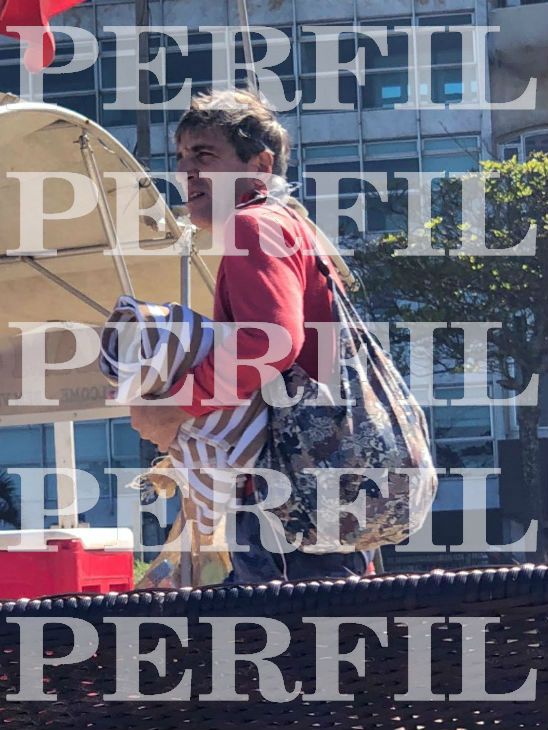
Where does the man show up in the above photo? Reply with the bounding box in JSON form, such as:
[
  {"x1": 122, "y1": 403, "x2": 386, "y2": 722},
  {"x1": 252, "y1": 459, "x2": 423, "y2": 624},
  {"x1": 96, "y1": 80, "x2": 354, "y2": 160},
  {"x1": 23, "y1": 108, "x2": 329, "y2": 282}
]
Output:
[{"x1": 131, "y1": 89, "x2": 372, "y2": 582}]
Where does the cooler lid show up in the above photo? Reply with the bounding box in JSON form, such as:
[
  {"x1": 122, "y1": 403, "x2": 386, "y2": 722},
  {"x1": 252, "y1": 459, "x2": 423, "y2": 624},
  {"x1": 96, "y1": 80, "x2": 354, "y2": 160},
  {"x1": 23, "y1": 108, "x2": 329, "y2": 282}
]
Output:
[{"x1": 0, "y1": 527, "x2": 134, "y2": 551}]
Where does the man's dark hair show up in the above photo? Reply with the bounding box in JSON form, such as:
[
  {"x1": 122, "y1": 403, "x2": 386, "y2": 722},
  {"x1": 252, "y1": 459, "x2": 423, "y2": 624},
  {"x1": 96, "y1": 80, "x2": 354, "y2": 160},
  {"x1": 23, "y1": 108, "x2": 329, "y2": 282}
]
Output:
[{"x1": 175, "y1": 89, "x2": 291, "y2": 178}]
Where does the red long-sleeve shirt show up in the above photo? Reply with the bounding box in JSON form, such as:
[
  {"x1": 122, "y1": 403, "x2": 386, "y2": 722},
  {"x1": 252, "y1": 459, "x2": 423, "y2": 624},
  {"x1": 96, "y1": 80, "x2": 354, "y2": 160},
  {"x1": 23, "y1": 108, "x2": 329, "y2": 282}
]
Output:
[{"x1": 170, "y1": 196, "x2": 341, "y2": 416}]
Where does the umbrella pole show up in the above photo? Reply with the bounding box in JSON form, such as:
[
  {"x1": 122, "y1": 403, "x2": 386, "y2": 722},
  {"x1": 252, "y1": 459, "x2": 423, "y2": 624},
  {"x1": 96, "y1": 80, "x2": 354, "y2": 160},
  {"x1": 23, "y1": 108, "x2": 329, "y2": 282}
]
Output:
[{"x1": 53, "y1": 421, "x2": 79, "y2": 529}]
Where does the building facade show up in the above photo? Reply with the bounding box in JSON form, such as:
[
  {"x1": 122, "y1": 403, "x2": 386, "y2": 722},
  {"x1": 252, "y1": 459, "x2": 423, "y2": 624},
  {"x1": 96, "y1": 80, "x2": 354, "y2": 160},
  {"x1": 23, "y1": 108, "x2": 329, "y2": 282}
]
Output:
[{"x1": 0, "y1": 0, "x2": 547, "y2": 567}]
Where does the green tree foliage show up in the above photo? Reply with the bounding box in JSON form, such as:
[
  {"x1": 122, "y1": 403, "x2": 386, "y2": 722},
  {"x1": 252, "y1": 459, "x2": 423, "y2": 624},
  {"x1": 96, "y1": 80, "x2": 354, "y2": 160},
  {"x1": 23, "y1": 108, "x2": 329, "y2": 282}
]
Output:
[
  {"x1": 0, "y1": 471, "x2": 20, "y2": 529},
  {"x1": 353, "y1": 153, "x2": 548, "y2": 560}
]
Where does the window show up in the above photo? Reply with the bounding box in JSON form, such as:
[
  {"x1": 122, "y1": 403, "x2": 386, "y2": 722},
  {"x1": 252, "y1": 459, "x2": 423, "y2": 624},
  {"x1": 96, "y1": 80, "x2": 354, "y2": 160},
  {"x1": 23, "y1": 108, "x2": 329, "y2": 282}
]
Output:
[
  {"x1": 429, "y1": 385, "x2": 495, "y2": 468},
  {"x1": 100, "y1": 37, "x2": 137, "y2": 127},
  {"x1": 361, "y1": 30, "x2": 409, "y2": 110},
  {"x1": 0, "y1": 418, "x2": 143, "y2": 526},
  {"x1": 427, "y1": 385, "x2": 498, "y2": 512},
  {"x1": 45, "y1": 93, "x2": 98, "y2": 119},
  {"x1": 358, "y1": 14, "x2": 474, "y2": 111},
  {"x1": 300, "y1": 136, "x2": 480, "y2": 235},
  {"x1": 0, "y1": 39, "x2": 99, "y2": 119},
  {"x1": 0, "y1": 426, "x2": 43, "y2": 467},
  {"x1": 422, "y1": 136, "x2": 479, "y2": 173},
  {"x1": 363, "y1": 139, "x2": 419, "y2": 233},
  {"x1": 299, "y1": 27, "x2": 359, "y2": 112},
  {"x1": 43, "y1": 41, "x2": 98, "y2": 120},
  {"x1": 297, "y1": 20, "x2": 471, "y2": 112},
  {"x1": 74, "y1": 421, "x2": 111, "y2": 497},
  {"x1": 499, "y1": 129, "x2": 548, "y2": 162},
  {"x1": 496, "y1": 0, "x2": 548, "y2": 6},
  {"x1": 419, "y1": 14, "x2": 476, "y2": 107},
  {"x1": 302, "y1": 143, "x2": 363, "y2": 237}
]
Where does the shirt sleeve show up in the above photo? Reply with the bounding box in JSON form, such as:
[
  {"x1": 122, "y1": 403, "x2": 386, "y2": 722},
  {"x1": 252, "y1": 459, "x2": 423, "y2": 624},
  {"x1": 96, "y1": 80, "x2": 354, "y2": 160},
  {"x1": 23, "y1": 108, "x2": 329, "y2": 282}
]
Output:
[{"x1": 169, "y1": 209, "x2": 307, "y2": 417}]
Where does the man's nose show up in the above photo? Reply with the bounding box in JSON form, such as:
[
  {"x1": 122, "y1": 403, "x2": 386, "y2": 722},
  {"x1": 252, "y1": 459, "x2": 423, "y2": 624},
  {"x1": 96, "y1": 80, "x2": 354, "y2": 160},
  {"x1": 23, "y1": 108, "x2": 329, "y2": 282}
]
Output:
[
  {"x1": 175, "y1": 163, "x2": 197, "y2": 197},
  {"x1": 176, "y1": 156, "x2": 197, "y2": 175}
]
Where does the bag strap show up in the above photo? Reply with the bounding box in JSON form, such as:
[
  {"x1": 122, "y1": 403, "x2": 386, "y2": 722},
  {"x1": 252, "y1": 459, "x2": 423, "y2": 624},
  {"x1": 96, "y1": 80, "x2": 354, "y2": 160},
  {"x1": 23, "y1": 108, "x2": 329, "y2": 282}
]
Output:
[{"x1": 242, "y1": 192, "x2": 368, "y2": 325}]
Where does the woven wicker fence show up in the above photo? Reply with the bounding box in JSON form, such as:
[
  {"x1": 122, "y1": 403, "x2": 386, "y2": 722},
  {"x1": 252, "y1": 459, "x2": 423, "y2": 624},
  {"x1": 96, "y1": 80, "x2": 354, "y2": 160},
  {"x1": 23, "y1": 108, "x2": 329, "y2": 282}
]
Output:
[{"x1": 0, "y1": 564, "x2": 546, "y2": 729}]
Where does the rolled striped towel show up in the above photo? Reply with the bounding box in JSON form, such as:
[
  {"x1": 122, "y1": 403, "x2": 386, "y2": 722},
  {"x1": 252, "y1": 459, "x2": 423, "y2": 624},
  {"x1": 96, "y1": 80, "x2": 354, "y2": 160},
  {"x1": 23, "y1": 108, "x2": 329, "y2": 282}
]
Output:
[{"x1": 100, "y1": 295, "x2": 268, "y2": 534}]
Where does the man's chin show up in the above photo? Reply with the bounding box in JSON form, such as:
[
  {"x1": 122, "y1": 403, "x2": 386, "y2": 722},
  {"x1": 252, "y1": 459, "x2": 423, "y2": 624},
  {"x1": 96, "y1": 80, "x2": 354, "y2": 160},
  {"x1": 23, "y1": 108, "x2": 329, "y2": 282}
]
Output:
[{"x1": 187, "y1": 203, "x2": 212, "y2": 230}]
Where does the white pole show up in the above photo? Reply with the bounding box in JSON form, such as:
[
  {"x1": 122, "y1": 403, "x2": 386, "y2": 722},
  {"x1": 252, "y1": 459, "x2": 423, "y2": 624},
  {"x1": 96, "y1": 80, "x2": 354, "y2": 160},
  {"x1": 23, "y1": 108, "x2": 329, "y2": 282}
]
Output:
[
  {"x1": 237, "y1": 0, "x2": 257, "y2": 91},
  {"x1": 53, "y1": 421, "x2": 79, "y2": 529}
]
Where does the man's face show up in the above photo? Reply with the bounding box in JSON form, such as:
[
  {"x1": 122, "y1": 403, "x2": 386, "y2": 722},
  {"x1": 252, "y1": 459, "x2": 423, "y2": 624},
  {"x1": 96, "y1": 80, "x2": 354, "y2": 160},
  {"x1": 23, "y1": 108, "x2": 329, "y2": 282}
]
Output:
[{"x1": 176, "y1": 127, "x2": 269, "y2": 231}]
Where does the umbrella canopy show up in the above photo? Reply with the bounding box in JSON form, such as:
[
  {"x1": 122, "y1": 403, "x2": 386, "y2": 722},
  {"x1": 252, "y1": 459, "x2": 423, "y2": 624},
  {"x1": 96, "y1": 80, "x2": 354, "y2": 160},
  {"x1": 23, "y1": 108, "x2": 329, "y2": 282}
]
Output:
[{"x1": 0, "y1": 94, "x2": 218, "y2": 424}]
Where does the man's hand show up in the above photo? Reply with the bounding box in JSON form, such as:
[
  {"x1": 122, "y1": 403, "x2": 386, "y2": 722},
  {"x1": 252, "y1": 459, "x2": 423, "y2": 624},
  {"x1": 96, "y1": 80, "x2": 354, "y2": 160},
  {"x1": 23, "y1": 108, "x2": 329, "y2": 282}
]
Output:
[{"x1": 130, "y1": 405, "x2": 190, "y2": 452}]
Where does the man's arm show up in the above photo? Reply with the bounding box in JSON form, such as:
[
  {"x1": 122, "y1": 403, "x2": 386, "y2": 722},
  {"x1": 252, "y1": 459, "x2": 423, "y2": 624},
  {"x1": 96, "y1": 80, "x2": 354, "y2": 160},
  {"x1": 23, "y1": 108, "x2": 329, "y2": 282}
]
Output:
[
  {"x1": 170, "y1": 209, "x2": 307, "y2": 417},
  {"x1": 130, "y1": 208, "x2": 308, "y2": 449}
]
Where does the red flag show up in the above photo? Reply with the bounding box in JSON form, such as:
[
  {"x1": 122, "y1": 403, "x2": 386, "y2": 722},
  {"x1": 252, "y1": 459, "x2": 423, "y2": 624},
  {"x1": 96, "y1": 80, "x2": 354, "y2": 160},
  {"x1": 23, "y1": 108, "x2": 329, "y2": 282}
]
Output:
[{"x1": 0, "y1": 0, "x2": 85, "y2": 72}]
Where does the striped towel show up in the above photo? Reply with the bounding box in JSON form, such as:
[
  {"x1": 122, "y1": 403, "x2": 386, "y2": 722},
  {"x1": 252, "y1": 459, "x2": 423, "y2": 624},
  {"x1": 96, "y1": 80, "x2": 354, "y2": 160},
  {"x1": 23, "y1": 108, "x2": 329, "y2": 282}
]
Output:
[{"x1": 99, "y1": 295, "x2": 268, "y2": 534}]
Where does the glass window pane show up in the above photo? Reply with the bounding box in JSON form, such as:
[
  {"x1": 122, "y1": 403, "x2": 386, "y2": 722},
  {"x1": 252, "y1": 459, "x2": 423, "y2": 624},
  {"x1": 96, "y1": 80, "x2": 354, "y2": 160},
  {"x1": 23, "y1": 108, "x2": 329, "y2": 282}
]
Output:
[
  {"x1": 304, "y1": 144, "x2": 359, "y2": 160},
  {"x1": 77, "y1": 461, "x2": 110, "y2": 497},
  {"x1": 301, "y1": 74, "x2": 357, "y2": 108},
  {"x1": 258, "y1": 77, "x2": 297, "y2": 112},
  {"x1": 423, "y1": 151, "x2": 478, "y2": 172},
  {"x1": 524, "y1": 132, "x2": 548, "y2": 157},
  {"x1": 148, "y1": 33, "x2": 163, "y2": 54},
  {"x1": 363, "y1": 157, "x2": 419, "y2": 174},
  {"x1": 43, "y1": 60, "x2": 94, "y2": 93},
  {"x1": 301, "y1": 197, "x2": 362, "y2": 238},
  {"x1": 300, "y1": 39, "x2": 317, "y2": 75},
  {"x1": 101, "y1": 91, "x2": 136, "y2": 126},
  {"x1": 149, "y1": 86, "x2": 165, "y2": 123},
  {"x1": 45, "y1": 94, "x2": 97, "y2": 119},
  {"x1": 418, "y1": 14, "x2": 472, "y2": 26},
  {"x1": 429, "y1": 67, "x2": 463, "y2": 104},
  {"x1": 235, "y1": 39, "x2": 293, "y2": 77},
  {"x1": 305, "y1": 160, "x2": 361, "y2": 196},
  {"x1": 44, "y1": 473, "x2": 57, "y2": 505},
  {"x1": 363, "y1": 71, "x2": 408, "y2": 109},
  {"x1": 167, "y1": 47, "x2": 212, "y2": 84},
  {"x1": 338, "y1": 203, "x2": 364, "y2": 237},
  {"x1": 286, "y1": 159, "x2": 299, "y2": 184},
  {"x1": 424, "y1": 136, "x2": 477, "y2": 152},
  {"x1": 434, "y1": 385, "x2": 465, "y2": 400},
  {"x1": 101, "y1": 54, "x2": 117, "y2": 87},
  {"x1": 187, "y1": 32, "x2": 214, "y2": 47},
  {"x1": 435, "y1": 439, "x2": 493, "y2": 468},
  {"x1": 300, "y1": 35, "x2": 356, "y2": 75},
  {"x1": 75, "y1": 422, "x2": 108, "y2": 462},
  {"x1": 364, "y1": 33, "x2": 408, "y2": 70},
  {"x1": 434, "y1": 406, "x2": 492, "y2": 438},
  {"x1": 367, "y1": 190, "x2": 408, "y2": 233},
  {"x1": 111, "y1": 420, "x2": 140, "y2": 459},
  {"x1": 0, "y1": 46, "x2": 20, "y2": 60},
  {"x1": 45, "y1": 425, "x2": 55, "y2": 467},
  {"x1": 101, "y1": 39, "x2": 118, "y2": 53},
  {"x1": 0, "y1": 427, "x2": 42, "y2": 465},
  {"x1": 502, "y1": 146, "x2": 519, "y2": 161},
  {"x1": 0, "y1": 63, "x2": 21, "y2": 94},
  {"x1": 431, "y1": 31, "x2": 462, "y2": 66},
  {"x1": 365, "y1": 140, "x2": 418, "y2": 157}
]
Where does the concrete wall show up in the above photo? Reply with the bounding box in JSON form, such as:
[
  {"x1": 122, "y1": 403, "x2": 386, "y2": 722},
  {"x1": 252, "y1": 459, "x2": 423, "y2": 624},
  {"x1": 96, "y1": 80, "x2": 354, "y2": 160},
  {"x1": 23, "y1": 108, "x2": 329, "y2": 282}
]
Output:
[{"x1": 488, "y1": 3, "x2": 548, "y2": 142}]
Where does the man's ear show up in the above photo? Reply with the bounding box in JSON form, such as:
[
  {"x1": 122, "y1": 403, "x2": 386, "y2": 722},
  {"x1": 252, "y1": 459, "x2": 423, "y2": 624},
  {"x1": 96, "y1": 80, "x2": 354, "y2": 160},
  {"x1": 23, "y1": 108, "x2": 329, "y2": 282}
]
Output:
[{"x1": 254, "y1": 148, "x2": 274, "y2": 174}]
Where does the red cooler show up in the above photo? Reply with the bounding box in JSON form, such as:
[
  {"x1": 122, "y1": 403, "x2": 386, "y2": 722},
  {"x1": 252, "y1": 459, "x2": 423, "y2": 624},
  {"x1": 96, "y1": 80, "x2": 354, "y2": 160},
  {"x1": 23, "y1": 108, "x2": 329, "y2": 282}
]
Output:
[{"x1": 0, "y1": 528, "x2": 134, "y2": 600}]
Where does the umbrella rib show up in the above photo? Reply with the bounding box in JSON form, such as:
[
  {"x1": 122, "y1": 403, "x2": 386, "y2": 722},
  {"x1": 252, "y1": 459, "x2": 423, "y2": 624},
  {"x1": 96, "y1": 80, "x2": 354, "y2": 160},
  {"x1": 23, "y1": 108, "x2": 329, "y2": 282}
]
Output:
[{"x1": 21, "y1": 256, "x2": 110, "y2": 317}]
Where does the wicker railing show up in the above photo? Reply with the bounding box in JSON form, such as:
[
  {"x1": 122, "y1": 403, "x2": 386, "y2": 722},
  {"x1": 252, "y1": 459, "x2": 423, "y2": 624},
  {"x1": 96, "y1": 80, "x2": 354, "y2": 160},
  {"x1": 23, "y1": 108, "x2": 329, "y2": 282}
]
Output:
[{"x1": 0, "y1": 564, "x2": 547, "y2": 728}]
